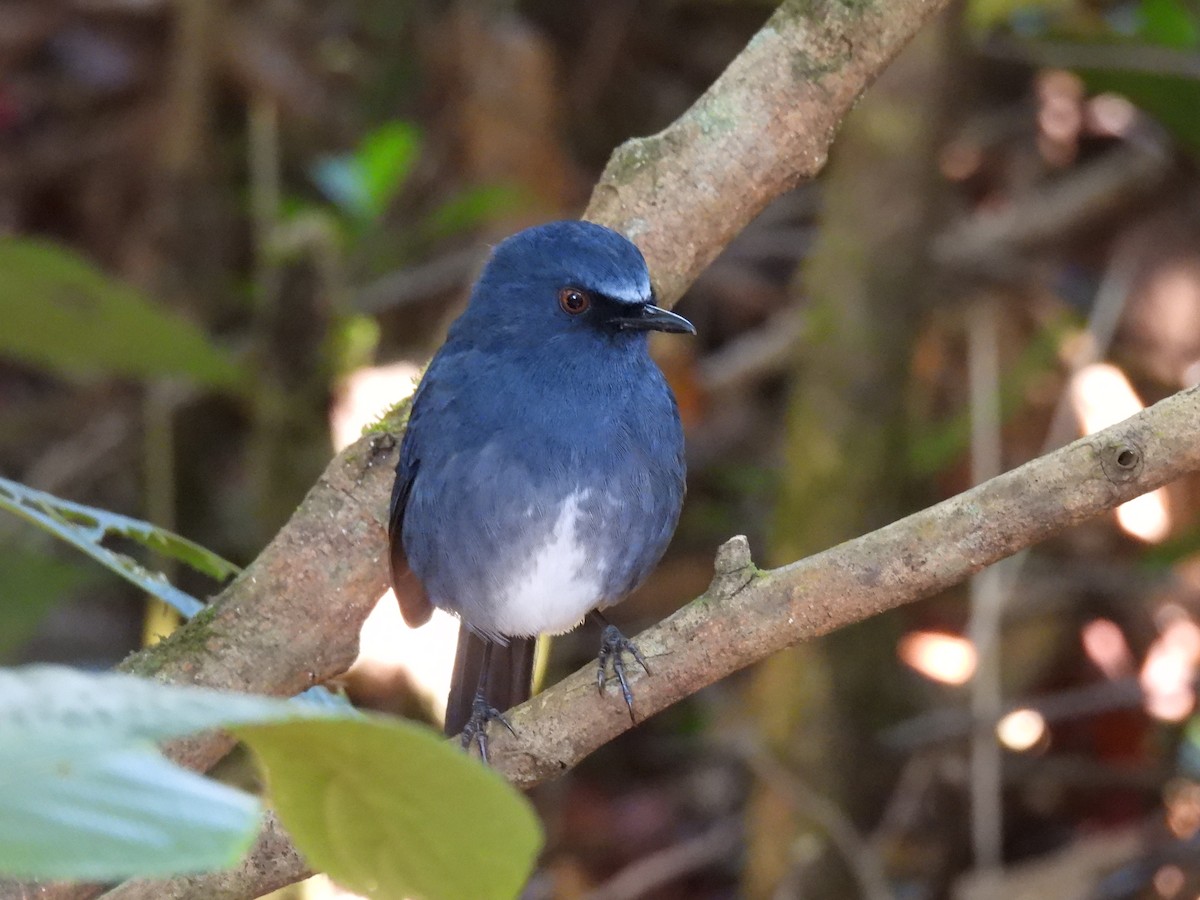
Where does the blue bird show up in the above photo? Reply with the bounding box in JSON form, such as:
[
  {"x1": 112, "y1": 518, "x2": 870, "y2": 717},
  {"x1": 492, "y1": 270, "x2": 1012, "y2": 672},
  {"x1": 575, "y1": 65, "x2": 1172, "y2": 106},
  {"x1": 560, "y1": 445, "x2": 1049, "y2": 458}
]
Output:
[{"x1": 388, "y1": 220, "x2": 693, "y2": 755}]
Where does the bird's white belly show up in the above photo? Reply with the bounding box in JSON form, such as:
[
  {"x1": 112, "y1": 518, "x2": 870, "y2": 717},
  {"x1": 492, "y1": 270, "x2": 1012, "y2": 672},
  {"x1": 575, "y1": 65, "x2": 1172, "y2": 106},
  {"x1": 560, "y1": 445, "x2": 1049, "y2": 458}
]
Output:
[{"x1": 487, "y1": 491, "x2": 606, "y2": 637}]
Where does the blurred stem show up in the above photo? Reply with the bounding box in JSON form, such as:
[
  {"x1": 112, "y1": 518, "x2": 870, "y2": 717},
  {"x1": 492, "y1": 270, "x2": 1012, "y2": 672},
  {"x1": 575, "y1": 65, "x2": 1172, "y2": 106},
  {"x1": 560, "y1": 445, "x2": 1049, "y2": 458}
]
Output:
[
  {"x1": 139, "y1": 0, "x2": 222, "y2": 646},
  {"x1": 748, "y1": 17, "x2": 952, "y2": 898},
  {"x1": 250, "y1": 98, "x2": 282, "y2": 320},
  {"x1": 246, "y1": 95, "x2": 339, "y2": 536},
  {"x1": 142, "y1": 382, "x2": 183, "y2": 645},
  {"x1": 966, "y1": 297, "x2": 1005, "y2": 870},
  {"x1": 738, "y1": 739, "x2": 892, "y2": 900},
  {"x1": 161, "y1": 0, "x2": 218, "y2": 178}
]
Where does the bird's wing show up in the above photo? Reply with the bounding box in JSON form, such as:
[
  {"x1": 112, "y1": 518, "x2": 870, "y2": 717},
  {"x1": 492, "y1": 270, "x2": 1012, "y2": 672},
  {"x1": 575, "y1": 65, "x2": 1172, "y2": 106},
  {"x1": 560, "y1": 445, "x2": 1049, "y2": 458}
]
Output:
[{"x1": 388, "y1": 422, "x2": 434, "y2": 628}]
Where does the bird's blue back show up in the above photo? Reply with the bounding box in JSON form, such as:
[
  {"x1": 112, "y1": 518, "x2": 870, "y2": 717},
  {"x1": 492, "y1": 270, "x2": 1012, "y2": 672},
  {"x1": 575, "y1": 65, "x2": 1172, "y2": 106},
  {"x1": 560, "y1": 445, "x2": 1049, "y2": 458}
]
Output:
[{"x1": 394, "y1": 221, "x2": 686, "y2": 640}]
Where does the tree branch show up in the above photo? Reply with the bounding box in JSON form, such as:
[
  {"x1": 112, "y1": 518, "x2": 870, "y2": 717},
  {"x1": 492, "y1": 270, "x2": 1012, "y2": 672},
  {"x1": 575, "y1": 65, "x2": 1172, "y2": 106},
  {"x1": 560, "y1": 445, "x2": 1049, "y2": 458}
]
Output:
[{"x1": 98, "y1": 813, "x2": 307, "y2": 900}]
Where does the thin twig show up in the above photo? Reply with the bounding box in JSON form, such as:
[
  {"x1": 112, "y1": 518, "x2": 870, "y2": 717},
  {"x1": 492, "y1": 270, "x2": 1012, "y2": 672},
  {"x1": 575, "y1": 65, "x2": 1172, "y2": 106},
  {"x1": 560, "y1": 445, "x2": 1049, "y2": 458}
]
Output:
[
  {"x1": 583, "y1": 818, "x2": 741, "y2": 900},
  {"x1": 736, "y1": 738, "x2": 893, "y2": 900},
  {"x1": 933, "y1": 140, "x2": 1171, "y2": 277},
  {"x1": 353, "y1": 246, "x2": 486, "y2": 314},
  {"x1": 881, "y1": 677, "x2": 1147, "y2": 751},
  {"x1": 967, "y1": 297, "x2": 1006, "y2": 870},
  {"x1": 980, "y1": 35, "x2": 1200, "y2": 82},
  {"x1": 697, "y1": 310, "x2": 806, "y2": 396}
]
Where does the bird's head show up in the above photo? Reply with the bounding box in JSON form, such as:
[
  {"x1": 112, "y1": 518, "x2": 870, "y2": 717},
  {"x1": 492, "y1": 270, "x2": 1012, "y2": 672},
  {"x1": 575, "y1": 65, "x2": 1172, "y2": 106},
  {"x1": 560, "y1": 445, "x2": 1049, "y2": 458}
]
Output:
[{"x1": 461, "y1": 221, "x2": 695, "y2": 346}]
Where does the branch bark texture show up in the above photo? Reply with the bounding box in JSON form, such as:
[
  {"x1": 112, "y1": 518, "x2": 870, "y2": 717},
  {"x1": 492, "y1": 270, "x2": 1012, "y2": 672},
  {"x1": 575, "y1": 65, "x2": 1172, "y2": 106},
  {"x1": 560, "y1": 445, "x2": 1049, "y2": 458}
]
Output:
[{"x1": 99, "y1": 813, "x2": 307, "y2": 900}]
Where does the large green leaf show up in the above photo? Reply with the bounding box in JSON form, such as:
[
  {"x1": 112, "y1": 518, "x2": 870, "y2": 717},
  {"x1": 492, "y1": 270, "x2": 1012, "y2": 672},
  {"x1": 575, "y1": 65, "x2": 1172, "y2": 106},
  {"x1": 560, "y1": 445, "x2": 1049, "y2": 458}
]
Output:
[
  {"x1": 0, "y1": 667, "x2": 542, "y2": 895},
  {"x1": 0, "y1": 749, "x2": 260, "y2": 880},
  {"x1": 0, "y1": 666, "x2": 315, "y2": 880},
  {"x1": 0, "y1": 238, "x2": 246, "y2": 388},
  {"x1": 0, "y1": 667, "x2": 313, "y2": 755},
  {"x1": 0, "y1": 476, "x2": 240, "y2": 618},
  {"x1": 236, "y1": 717, "x2": 542, "y2": 900}
]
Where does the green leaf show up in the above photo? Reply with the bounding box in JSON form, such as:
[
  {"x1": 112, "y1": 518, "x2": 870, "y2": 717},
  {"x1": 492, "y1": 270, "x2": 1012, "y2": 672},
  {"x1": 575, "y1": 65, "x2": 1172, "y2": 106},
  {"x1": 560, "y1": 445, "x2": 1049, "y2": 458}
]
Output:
[
  {"x1": 0, "y1": 666, "x2": 324, "y2": 880},
  {"x1": 0, "y1": 748, "x2": 260, "y2": 880},
  {"x1": 0, "y1": 667, "x2": 541, "y2": 893},
  {"x1": 0, "y1": 666, "x2": 317, "y2": 753},
  {"x1": 235, "y1": 717, "x2": 542, "y2": 900},
  {"x1": 1138, "y1": 0, "x2": 1199, "y2": 49},
  {"x1": 314, "y1": 122, "x2": 421, "y2": 221},
  {"x1": 357, "y1": 122, "x2": 421, "y2": 219},
  {"x1": 0, "y1": 476, "x2": 240, "y2": 618},
  {"x1": 0, "y1": 239, "x2": 247, "y2": 389}
]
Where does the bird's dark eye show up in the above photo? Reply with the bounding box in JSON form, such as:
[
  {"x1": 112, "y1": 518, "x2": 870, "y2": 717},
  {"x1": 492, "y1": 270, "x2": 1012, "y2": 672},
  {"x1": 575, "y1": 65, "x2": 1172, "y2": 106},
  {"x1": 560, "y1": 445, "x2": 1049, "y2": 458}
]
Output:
[{"x1": 558, "y1": 287, "x2": 591, "y2": 316}]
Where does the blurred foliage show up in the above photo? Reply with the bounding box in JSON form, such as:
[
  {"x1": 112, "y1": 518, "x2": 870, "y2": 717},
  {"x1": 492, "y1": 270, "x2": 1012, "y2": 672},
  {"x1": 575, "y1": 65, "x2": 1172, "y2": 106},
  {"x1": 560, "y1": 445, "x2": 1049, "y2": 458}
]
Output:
[
  {"x1": 968, "y1": 0, "x2": 1074, "y2": 31},
  {"x1": 1138, "y1": 0, "x2": 1199, "y2": 47},
  {"x1": 971, "y1": 0, "x2": 1200, "y2": 150},
  {"x1": 0, "y1": 547, "x2": 91, "y2": 660},
  {"x1": 305, "y1": 119, "x2": 530, "y2": 253},
  {"x1": 0, "y1": 666, "x2": 541, "y2": 896},
  {"x1": 1077, "y1": 0, "x2": 1200, "y2": 150},
  {"x1": 0, "y1": 240, "x2": 247, "y2": 390},
  {"x1": 909, "y1": 315, "x2": 1071, "y2": 476},
  {"x1": 421, "y1": 183, "x2": 530, "y2": 243},
  {"x1": 313, "y1": 121, "x2": 421, "y2": 224}
]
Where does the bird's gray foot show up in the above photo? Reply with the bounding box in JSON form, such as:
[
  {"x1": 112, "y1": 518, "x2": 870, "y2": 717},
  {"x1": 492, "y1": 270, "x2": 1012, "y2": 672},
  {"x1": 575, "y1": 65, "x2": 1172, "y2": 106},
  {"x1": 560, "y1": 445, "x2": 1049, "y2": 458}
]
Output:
[
  {"x1": 460, "y1": 690, "x2": 517, "y2": 764},
  {"x1": 596, "y1": 622, "x2": 651, "y2": 722}
]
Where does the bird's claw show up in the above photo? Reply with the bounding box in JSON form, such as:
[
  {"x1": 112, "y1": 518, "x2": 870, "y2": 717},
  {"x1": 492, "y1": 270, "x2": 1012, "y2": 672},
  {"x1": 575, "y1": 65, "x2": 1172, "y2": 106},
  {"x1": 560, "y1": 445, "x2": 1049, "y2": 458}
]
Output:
[
  {"x1": 596, "y1": 623, "x2": 651, "y2": 722},
  {"x1": 460, "y1": 691, "x2": 516, "y2": 764}
]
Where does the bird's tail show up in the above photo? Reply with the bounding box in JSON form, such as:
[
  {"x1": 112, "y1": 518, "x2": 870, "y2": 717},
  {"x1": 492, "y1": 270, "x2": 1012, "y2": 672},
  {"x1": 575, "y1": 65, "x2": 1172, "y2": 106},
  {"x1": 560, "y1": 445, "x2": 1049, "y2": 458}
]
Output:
[{"x1": 444, "y1": 627, "x2": 536, "y2": 737}]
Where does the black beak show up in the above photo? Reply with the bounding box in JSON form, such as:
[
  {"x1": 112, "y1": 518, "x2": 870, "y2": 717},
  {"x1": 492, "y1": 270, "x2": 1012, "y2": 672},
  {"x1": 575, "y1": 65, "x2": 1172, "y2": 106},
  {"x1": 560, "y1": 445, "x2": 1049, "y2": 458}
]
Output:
[{"x1": 612, "y1": 304, "x2": 696, "y2": 335}]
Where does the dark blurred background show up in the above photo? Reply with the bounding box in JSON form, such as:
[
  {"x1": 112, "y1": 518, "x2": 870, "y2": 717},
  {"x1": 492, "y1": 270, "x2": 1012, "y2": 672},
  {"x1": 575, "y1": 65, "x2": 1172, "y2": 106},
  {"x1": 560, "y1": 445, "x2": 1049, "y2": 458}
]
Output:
[{"x1": 4, "y1": 0, "x2": 1200, "y2": 897}]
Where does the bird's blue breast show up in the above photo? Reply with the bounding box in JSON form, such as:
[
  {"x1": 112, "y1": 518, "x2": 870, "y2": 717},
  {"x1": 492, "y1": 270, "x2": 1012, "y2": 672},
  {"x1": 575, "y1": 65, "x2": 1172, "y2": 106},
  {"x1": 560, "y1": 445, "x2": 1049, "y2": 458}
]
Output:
[{"x1": 398, "y1": 333, "x2": 685, "y2": 640}]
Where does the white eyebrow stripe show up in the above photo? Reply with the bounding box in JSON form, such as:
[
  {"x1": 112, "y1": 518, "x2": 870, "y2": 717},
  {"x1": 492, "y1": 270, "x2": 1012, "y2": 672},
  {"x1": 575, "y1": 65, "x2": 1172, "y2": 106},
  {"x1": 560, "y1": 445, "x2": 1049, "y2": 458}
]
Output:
[{"x1": 590, "y1": 273, "x2": 652, "y2": 306}]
